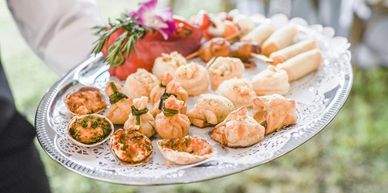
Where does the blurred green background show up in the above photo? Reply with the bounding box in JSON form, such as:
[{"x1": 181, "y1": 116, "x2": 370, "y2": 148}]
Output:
[{"x1": 0, "y1": 0, "x2": 387, "y2": 193}]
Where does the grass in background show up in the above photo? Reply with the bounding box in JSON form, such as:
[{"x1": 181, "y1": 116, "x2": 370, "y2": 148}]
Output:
[{"x1": 0, "y1": 1, "x2": 387, "y2": 193}]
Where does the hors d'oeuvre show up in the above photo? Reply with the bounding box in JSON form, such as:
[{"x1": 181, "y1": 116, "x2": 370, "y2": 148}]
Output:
[
  {"x1": 124, "y1": 96, "x2": 155, "y2": 138},
  {"x1": 110, "y1": 129, "x2": 153, "y2": 164},
  {"x1": 151, "y1": 80, "x2": 188, "y2": 116},
  {"x1": 241, "y1": 23, "x2": 275, "y2": 46},
  {"x1": 207, "y1": 56, "x2": 245, "y2": 90},
  {"x1": 122, "y1": 69, "x2": 159, "y2": 99},
  {"x1": 198, "y1": 38, "x2": 231, "y2": 62},
  {"x1": 211, "y1": 107, "x2": 265, "y2": 147},
  {"x1": 187, "y1": 94, "x2": 234, "y2": 128},
  {"x1": 217, "y1": 78, "x2": 256, "y2": 107},
  {"x1": 105, "y1": 80, "x2": 133, "y2": 124},
  {"x1": 252, "y1": 66, "x2": 290, "y2": 96},
  {"x1": 149, "y1": 72, "x2": 174, "y2": 104},
  {"x1": 152, "y1": 52, "x2": 187, "y2": 79},
  {"x1": 155, "y1": 96, "x2": 190, "y2": 139},
  {"x1": 174, "y1": 62, "x2": 210, "y2": 96},
  {"x1": 252, "y1": 94, "x2": 297, "y2": 135},
  {"x1": 67, "y1": 114, "x2": 113, "y2": 147},
  {"x1": 269, "y1": 39, "x2": 318, "y2": 65},
  {"x1": 262, "y1": 24, "x2": 299, "y2": 56},
  {"x1": 277, "y1": 49, "x2": 322, "y2": 82},
  {"x1": 65, "y1": 86, "x2": 107, "y2": 115},
  {"x1": 157, "y1": 136, "x2": 213, "y2": 165},
  {"x1": 210, "y1": 107, "x2": 265, "y2": 147}
]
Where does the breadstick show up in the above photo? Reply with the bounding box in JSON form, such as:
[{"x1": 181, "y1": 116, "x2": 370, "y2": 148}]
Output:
[
  {"x1": 278, "y1": 49, "x2": 322, "y2": 82},
  {"x1": 262, "y1": 24, "x2": 299, "y2": 56},
  {"x1": 269, "y1": 39, "x2": 318, "y2": 65},
  {"x1": 241, "y1": 23, "x2": 275, "y2": 45}
]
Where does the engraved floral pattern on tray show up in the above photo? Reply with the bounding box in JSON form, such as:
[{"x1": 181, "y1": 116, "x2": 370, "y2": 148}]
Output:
[{"x1": 35, "y1": 14, "x2": 352, "y2": 184}]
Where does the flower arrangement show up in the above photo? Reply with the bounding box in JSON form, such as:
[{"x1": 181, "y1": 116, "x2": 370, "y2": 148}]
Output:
[{"x1": 92, "y1": 0, "x2": 202, "y2": 80}]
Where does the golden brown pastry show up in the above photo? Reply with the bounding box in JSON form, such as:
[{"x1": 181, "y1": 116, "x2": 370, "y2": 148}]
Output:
[
  {"x1": 269, "y1": 39, "x2": 318, "y2": 65},
  {"x1": 122, "y1": 69, "x2": 159, "y2": 99},
  {"x1": 157, "y1": 136, "x2": 213, "y2": 165},
  {"x1": 252, "y1": 94, "x2": 297, "y2": 135},
  {"x1": 104, "y1": 80, "x2": 133, "y2": 124},
  {"x1": 187, "y1": 94, "x2": 235, "y2": 128},
  {"x1": 262, "y1": 24, "x2": 299, "y2": 56},
  {"x1": 151, "y1": 80, "x2": 189, "y2": 117},
  {"x1": 207, "y1": 57, "x2": 245, "y2": 90},
  {"x1": 155, "y1": 96, "x2": 190, "y2": 139},
  {"x1": 217, "y1": 78, "x2": 256, "y2": 107},
  {"x1": 277, "y1": 49, "x2": 322, "y2": 81},
  {"x1": 149, "y1": 72, "x2": 174, "y2": 104},
  {"x1": 124, "y1": 96, "x2": 155, "y2": 138},
  {"x1": 252, "y1": 66, "x2": 290, "y2": 96},
  {"x1": 211, "y1": 107, "x2": 265, "y2": 147},
  {"x1": 110, "y1": 129, "x2": 153, "y2": 164},
  {"x1": 175, "y1": 62, "x2": 210, "y2": 96},
  {"x1": 152, "y1": 52, "x2": 187, "y2": 79}
]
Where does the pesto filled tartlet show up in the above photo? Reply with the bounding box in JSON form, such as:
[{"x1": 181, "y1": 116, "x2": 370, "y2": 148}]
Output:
[
  {"x1": 67, "y1": 114, "x2": 114, "y2": 147},
  {"x1": 110, "y1": 129, "x2": 153, "y2": 165},
  {"x1": 65, "y1": 86, "x2": 107, "y2": 115}
]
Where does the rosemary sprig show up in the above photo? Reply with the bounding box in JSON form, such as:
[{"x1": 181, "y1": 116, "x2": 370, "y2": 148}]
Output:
[{"x1": 92, "y1": 13, "x2": 146, "y2": 67}]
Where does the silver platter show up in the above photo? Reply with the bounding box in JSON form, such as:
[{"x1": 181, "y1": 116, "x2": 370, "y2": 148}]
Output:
[{"x1": 35, "y1": 15, "x2": 353, "y2": 185}]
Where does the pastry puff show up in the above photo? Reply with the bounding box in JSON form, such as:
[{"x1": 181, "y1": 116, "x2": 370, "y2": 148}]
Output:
[
  {"x1": 252, "y1": 94, "x2": 297, "y2": 135},
  {"x1": 278, "y1": 49, "x2": 322, "y2": 81},
  {"x1": 262, "y1": 24, "x2": 299, "y2": 56},
  {"x1": 269, "y1": 39, "x2": 318, "y2": 65}
]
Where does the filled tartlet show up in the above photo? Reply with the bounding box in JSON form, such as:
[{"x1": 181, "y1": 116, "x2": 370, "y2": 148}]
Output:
[
  {"x1": 67, "y1": 114, "x2": 114, "y2": 147},
  {"x1": 65, "y1": 86, "x2": 107, "y2": 115},
  {"x1": 110, "y1": 129, "x2": 153, "y2": 164},
  {"x1": 157, "y1": 136, "x2": 213, "y2": 165}
]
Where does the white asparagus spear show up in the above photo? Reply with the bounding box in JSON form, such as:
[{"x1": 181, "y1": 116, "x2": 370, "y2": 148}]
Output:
[
  {"x1": 269, "y1": 39, "x2": 318, "y2": 65},
  {"x1": 241, "y1": 23, "x2": 275, "y2": 45},
  {"x1": 278, "y1": 49, "x2": 322, "y2": 81},
  {"x1": 262, "y1": 24, "x2": 299, "y2": 56}
]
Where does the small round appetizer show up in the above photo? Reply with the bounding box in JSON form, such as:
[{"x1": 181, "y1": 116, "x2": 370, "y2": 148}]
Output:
[
  {"x1": 67, "y1": 114, "x2": 114, "y2": 147},
  {"x1": 65, "y1": 86, "x2": 107, "y2": 115},
  {"x1": 157, "y1": 136, "x2": 213, "y2": 165},
  {"x1": 110, "y1": 129, "x2": 153, "y2": 164}
]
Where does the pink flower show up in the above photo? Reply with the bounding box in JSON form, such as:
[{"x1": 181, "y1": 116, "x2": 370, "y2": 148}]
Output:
[{"x1": 129, "y1": 0, "x2": 176, "y2": 39}]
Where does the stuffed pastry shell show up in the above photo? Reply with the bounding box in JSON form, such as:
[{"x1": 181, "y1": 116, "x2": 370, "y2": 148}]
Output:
[
  {"x1": 157, "y1": 136, "x2": 213, "y2": 165},
  {"x1": 105, "y1": 81, "x2": 133, "y2": 124},
  {"x1": 124, "y1": 96, "x2": 155, "y2": 138},
  {"x1": 152, "y1": 52, "x2": 187, "y2": 79},
  {"x1": 207, "y1": 57, "x2": 245, "y2": 90},
  {"x1": 252, "y1": 66, "x2": 290, "y2": 96},
  {"x1": 67, "y1": 114, "x2": 114, "y2": 147},
  {"x1": 252, "y1": 94, "x2": 297, "y2": 135},
  {"x1": 155, "y1": 96, "x2": 190, "y2": 139},
  {"x1": 122, "y1": 69, "x2": 159, "y2": 98},
  {"x1": 65, "y1": 86, "x2": 107, "y2": 115},
  {"x1": 110, "y1": 129, "x2": 153, "y2": 164},
  {"x1": 175, "y1": 62, "x2": 210, "y2": 96},
  {"x1": 149, "y1": 72, "x2": 174, "y2": 104},
  {"x1": 211, "y1": 107, "x2": 265, "y2": 147},
  {"x1": 187, "y1": 94, "x2": 234, "y2": 128},
  {"x1": 217, "y1": 78, "x2": 256, "y2": 107}
]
